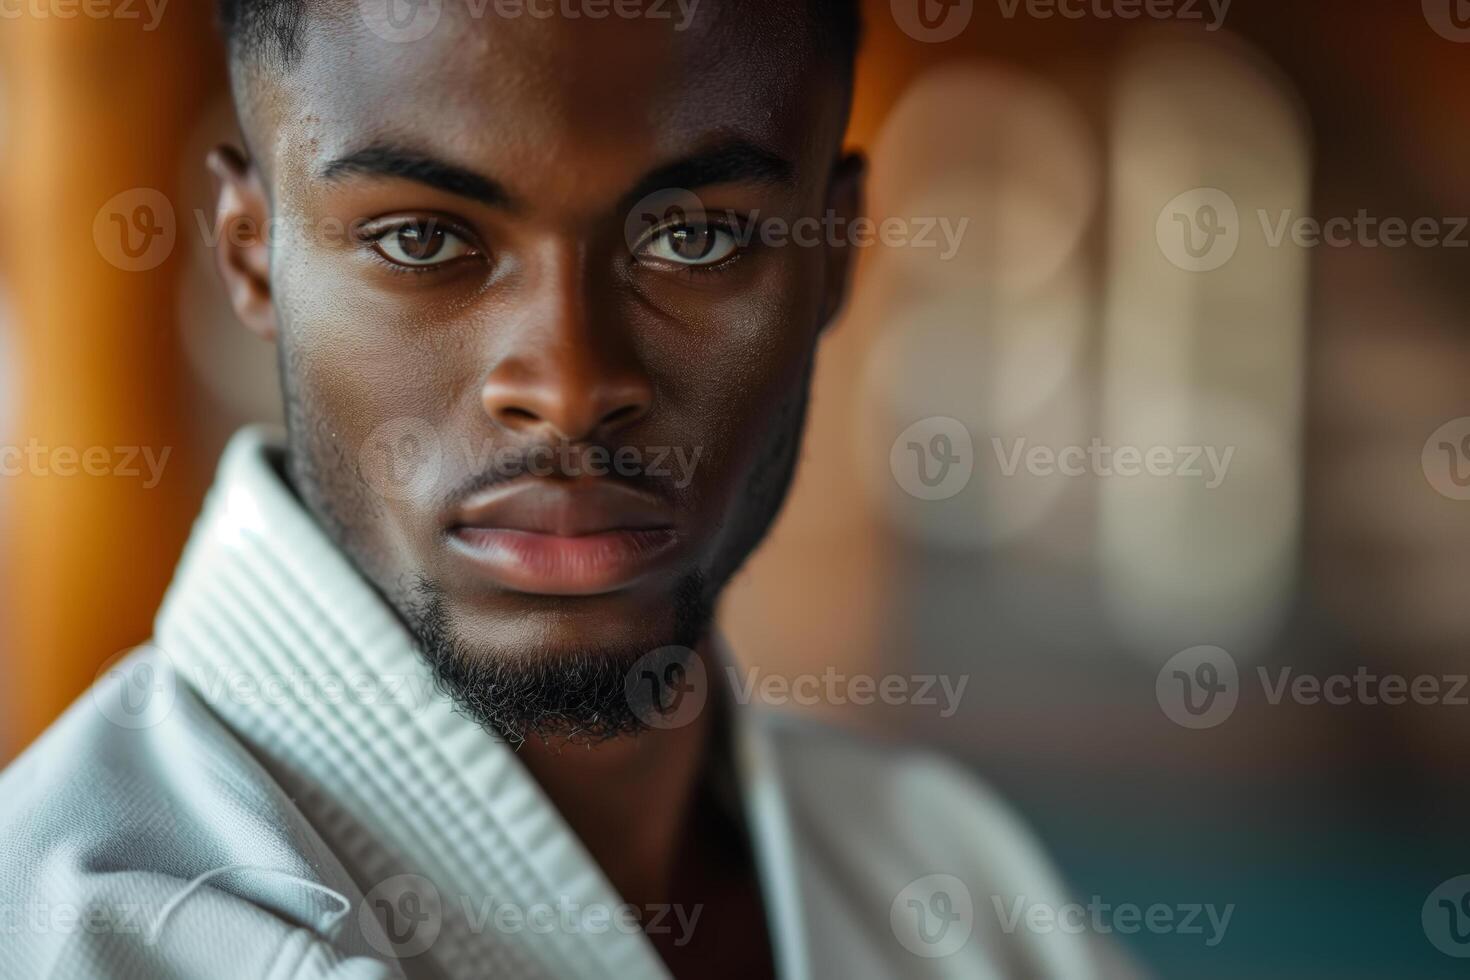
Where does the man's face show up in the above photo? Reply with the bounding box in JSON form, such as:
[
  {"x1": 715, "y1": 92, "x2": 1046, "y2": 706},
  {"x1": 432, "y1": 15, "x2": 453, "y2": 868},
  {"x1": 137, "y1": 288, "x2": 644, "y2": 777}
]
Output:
[{"x1": 213, "y1": 2, "x2": 858, "y2": 735}]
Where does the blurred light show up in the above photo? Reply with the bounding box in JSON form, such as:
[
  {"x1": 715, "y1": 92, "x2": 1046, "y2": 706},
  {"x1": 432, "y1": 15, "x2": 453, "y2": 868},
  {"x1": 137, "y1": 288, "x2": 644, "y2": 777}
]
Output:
[
  {"x1": 858, "y1": 62, "x2": 1098, "y2": 550},
  {"x1": 867, "y1": 62, "x2": 1098, "y2": 293},
  {"x1": 860, "y1": 270, "x2": 1094, "y2": 549},
  {"x1": 1101, "y1": 29, "x2": 1311, "y2": 660}
]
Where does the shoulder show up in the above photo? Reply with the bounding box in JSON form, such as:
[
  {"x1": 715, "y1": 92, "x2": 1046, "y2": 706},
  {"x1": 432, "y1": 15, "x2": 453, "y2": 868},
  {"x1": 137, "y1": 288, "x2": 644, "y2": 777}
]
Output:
[
  {"x1": 755, "y1": 710, "x2": 1119, "y2": 978},
  {"x1": 0, "y1": 646, "x2": 394, "y2": 979},
  {"x1": 0, "y1": 645, "x2": 303, "y2": 855},
  {"x1": 758, "y1": 709, "x2": 1040, "y2": 858}
]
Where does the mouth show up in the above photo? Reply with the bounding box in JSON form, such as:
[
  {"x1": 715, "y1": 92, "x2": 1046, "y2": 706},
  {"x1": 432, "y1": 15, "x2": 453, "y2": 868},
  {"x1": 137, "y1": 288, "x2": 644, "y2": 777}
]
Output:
[{"x1": 446, "y1": 478, "x2": 681, "y2": 596}]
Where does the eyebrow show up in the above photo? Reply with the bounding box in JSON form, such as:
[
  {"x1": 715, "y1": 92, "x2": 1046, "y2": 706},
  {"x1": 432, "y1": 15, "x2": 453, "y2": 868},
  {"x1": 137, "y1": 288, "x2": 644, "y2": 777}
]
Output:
[
  {"x1": 317, "y1": 138, "x2": 796, "y2": 212},
  {"x1": 319, "y1": 144, "x2": 514, "y2": 209},
  {"x1": 622, "y1": 140, "x2": 797, "y2": 206}
]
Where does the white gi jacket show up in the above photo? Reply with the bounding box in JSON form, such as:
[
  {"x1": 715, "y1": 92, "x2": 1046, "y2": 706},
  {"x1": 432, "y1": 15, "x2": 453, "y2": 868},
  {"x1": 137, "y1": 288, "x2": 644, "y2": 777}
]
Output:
[{"x1": 0, "y1": 428, "x2": 1104, "y2": 980}]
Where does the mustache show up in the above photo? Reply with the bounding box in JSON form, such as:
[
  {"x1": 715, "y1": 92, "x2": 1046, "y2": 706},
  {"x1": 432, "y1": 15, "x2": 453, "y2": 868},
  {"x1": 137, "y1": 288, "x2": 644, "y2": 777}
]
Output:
[{"x1": 435, "y1": 438, "x2": 679, "y2": 510}]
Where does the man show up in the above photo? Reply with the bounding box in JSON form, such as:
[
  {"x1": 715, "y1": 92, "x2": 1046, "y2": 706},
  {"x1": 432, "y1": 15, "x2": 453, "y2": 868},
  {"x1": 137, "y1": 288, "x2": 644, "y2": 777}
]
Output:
[{"x1": 0, "y1": 2, "x2": 1101, "y2": 977}]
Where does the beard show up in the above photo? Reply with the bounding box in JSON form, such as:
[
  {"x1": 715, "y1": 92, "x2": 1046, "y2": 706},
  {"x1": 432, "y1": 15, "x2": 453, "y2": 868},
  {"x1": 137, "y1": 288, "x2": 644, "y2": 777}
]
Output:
[
  {"x1": 404, "y1": 570, "x2": 712, "y2": 746},
  {"x1": 280, "y1": 338, "x2": 814, "y2": 747}
]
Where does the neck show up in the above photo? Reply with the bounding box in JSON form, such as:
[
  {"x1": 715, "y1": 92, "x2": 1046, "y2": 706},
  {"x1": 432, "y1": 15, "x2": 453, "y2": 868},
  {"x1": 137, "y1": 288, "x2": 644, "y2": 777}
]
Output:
[{"x1": 511, "y1": 646, "x2": 717, "y2": 911}]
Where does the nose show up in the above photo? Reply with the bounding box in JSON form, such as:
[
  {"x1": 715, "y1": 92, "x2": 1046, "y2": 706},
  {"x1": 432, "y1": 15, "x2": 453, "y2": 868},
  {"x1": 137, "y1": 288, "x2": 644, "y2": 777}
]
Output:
[
  {"x1": 482, "y1": 360, "x2": 652, "y2": 442},
  {"x1": 480, "y1": 251, "x2": 653, "y2": 443}
]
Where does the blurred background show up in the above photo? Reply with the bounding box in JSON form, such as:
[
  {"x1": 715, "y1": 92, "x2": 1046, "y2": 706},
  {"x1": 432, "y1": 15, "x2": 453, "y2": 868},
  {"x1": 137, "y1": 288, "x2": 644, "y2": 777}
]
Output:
[{"x1": 2, "y1": 1, "x2": 1468, "y2": 976}]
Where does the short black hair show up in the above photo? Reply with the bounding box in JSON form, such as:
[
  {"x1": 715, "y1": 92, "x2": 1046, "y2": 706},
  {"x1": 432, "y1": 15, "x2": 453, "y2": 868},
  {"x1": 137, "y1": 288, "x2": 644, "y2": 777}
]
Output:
[
  {"x1": 217, "y1": 0, "x2": 304, "y2": 66},
  {"x1": 218, "y1": 0, "x2": 861, "y2": 76}
]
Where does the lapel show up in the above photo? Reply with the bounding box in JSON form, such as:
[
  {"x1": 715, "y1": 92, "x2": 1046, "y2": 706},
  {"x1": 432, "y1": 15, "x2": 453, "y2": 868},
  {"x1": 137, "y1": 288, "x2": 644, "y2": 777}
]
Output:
[
  {"x1": 155, "y1": 427, "x2": 809, "y2": 980},
  {"x1": 157, "y1": 427, "x2": 669, "y2": 978}
]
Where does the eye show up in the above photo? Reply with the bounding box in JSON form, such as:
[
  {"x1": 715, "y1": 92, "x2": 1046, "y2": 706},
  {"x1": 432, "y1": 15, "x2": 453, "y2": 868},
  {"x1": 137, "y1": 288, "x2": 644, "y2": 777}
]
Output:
[
  {"x1": 371, "y1": 220, "x2": 478, "y2": 268},
  {"x1": 637, "y1": 221, "x2": 739, "y2": 268}
]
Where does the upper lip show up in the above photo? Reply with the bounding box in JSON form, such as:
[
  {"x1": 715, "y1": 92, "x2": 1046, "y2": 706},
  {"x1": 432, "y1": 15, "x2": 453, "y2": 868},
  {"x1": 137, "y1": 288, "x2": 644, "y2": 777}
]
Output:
[{"x1": 450, "y1": 478, "x2": 675, "y2": 537}]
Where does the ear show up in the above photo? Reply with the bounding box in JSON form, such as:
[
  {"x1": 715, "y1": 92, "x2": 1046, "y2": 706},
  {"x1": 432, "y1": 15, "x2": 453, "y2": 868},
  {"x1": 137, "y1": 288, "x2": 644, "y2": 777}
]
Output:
[
  {"x1": 818, "y1": 150, "x2": 866, "y2": 332},
  {"x1": 206, "y1": 145, "x2": 277, "y2": 341}
]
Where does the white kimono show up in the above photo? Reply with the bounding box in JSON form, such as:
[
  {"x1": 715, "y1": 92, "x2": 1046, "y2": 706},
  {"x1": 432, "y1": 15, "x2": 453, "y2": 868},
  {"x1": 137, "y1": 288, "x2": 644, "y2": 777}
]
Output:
[{"x1": 0, "y1": 428, "x2": 1106, "y2": 979}]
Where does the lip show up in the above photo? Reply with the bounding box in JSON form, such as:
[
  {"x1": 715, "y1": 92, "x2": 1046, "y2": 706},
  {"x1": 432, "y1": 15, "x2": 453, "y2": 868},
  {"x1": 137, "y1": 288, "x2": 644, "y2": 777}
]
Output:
[{"x1": 447, "y1": 479, "x2": 680, "y2": 596}]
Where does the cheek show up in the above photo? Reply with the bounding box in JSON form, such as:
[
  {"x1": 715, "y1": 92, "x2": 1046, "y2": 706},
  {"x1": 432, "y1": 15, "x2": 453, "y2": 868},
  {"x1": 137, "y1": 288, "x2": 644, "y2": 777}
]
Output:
[
  {"x1": 644, "y1": 259, "x2": 822, "y2": 507},
  {"x1": 274, "y1": 278, "x2": 468, "y2": 570},
  {"x1": 286, "y1": 313, "x2": 437, "y2": 449},
  {"x1": 643, "y1": 237, "x2": 823, "y2": 393},
  {"x1": 275, "y1": 246, "x2": 467, "y2": 442}
]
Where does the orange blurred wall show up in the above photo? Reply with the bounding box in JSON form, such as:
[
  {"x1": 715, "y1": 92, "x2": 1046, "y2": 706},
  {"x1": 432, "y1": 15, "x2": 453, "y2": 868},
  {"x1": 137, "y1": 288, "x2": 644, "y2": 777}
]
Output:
[{"x1": 0, "y1": 5, "x2": 223, "y2": 756}]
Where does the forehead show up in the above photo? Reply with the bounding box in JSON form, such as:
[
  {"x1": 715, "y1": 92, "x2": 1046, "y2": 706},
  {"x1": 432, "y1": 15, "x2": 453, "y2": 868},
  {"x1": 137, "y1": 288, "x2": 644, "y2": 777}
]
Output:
[{"x1": 256, "y1": 1, "x2": 840, "y2": 205}]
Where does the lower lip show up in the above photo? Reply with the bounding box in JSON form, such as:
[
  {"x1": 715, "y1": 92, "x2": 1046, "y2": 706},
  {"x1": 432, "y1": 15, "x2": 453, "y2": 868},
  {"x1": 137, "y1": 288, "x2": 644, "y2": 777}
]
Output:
[{"x1": 448, "y1": 527, "x2": 680, "y2": 596}]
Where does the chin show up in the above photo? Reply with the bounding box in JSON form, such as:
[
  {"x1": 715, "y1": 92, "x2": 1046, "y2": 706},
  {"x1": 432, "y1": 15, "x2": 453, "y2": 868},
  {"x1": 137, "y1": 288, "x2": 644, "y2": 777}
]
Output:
[
  {"x1": 463, "y1": 597, "x2": 691, "y2": 660},
  {"x1": 407, "y1": 567, "x2": 712, "y2": 663},
  {"x1": 399, "y1": 578, "x2": 710, "y2": 744}
]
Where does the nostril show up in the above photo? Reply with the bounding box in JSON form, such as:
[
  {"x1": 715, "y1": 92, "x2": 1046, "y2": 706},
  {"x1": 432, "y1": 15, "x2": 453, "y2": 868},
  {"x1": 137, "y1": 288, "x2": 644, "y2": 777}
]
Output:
[
  {"x1": 600, "y1": 404, "x2": 643, "y2": 428},
  {"x1": 498, "y1": 406, "x2": 541, "y2": 425}
]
